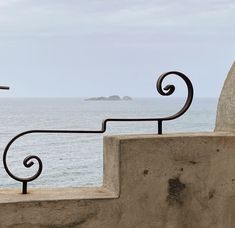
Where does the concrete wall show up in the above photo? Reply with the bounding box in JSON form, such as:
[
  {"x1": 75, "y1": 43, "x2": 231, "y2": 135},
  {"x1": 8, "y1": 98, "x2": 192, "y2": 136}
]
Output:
[{"x1": 1, "y1": 132, "x2": 235, "y2": 228}]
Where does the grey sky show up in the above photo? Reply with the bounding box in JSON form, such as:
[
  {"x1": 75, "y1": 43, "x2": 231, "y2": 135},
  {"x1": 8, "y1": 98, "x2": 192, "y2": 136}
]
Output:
[{"x1": 0, "y1": 0, "x2": 234, "y2": 97}]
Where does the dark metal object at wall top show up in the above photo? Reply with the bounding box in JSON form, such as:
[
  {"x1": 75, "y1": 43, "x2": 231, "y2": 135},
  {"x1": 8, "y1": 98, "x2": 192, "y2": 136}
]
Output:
[
  {"x1": 2, "y1": 71, "x2": 194, "y2": 194},
  {"x1": 0, "y1": 86, "x2": 10, "y2": 90}
]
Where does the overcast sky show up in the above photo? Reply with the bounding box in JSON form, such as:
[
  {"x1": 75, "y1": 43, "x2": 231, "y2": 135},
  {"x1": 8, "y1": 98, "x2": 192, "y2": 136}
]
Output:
[{"x1": 0, "y1": 0, "x2": 234, "y2": 98}]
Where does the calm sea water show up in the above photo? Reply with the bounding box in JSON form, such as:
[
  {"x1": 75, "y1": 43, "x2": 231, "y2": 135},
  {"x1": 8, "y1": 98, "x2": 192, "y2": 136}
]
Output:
[{"x1": 0, "y1": 98, "x2": 217, "y2": 189}]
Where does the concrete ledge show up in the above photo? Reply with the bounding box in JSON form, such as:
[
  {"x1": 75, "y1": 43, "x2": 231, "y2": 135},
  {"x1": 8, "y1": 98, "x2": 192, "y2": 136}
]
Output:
[{"x1": 0, "y1": 187, "x2": 118, "y2": 204}]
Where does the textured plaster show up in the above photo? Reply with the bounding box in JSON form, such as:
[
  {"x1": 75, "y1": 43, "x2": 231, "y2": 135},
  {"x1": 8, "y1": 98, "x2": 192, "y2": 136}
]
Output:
[{"x1": 215, "y1": 62, "x2": 235, "y2": 132}]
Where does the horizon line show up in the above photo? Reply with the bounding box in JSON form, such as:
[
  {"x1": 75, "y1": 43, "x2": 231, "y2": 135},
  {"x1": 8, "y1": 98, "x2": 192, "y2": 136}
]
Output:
[{"x1": 0, "y1": 96, "x2": 219, "y2": 99}]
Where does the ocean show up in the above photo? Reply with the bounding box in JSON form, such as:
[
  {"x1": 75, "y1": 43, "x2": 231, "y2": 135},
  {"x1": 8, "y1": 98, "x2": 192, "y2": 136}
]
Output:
[{"x1": 0, "y1": 98, "x2": 218, "y2": 189}]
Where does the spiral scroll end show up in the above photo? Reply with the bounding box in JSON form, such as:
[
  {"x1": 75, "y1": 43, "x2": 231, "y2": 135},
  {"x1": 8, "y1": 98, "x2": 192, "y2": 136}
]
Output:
[
  {"x1": 156, "y1": 71, "x2": 194, "y2": 121},
  {"x1": 23, "y1": 156, "x2": 35, "y2": 168},
  {"x1": 163, "y1": 85, "x2": 175, "y2": 95}
]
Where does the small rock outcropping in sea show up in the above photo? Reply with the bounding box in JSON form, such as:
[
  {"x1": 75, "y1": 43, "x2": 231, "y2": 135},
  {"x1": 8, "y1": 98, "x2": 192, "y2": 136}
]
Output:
[{"x1": 85, "y1": 95, "x2": 133, "y2": 101}]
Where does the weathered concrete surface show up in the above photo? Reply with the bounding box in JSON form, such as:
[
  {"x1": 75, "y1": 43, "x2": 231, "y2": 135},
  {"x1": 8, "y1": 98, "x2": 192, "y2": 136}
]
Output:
[
  {"x1": 1, "y1": 132, "x2": 235, "y2": 227},
  {"x1": 215, "y1": 62, "x2": 235, "y2": 132}
]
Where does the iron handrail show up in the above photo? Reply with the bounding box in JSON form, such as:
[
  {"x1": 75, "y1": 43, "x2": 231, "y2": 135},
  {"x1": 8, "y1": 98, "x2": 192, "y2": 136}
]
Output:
[
  {"x1": 0, "y1": 86, "x2": 10, "y2": 90},
  {"x1": 2, "y1": 71, "x2": 194, "y2": 194}
]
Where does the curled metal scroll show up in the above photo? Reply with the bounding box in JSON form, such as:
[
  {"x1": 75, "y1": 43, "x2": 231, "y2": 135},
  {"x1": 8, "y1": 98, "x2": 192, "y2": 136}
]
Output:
[
  {"x1": 156, "y1": 71, "x2": 194, "y2": 121},
  {"x1": 3, "y1": 71, "x2": 194, "y2": 194}
]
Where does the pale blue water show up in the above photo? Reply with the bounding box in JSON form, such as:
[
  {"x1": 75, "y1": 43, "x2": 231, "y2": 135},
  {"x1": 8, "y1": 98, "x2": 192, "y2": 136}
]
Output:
[{"x1": 0, "y1": 98, "x2": 217, "y2": 189}]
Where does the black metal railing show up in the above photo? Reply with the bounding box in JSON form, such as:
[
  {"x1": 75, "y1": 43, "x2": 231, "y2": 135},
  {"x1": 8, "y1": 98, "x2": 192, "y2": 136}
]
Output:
[
  {"x1": 2, "y1": 71, "x2": 194, "y2": 194},
  {"x1": 0, "y1": 86, "x2": 10, "y2": 90}
]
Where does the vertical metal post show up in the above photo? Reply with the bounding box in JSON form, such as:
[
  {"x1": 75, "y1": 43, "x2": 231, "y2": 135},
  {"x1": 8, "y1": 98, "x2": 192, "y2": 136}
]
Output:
[
  {"x1": 22, "y1": 182, "x2": 27, "y2": 194},
  {"x1": 158, "y1": 120, "x2": 162, "y2": 135}
]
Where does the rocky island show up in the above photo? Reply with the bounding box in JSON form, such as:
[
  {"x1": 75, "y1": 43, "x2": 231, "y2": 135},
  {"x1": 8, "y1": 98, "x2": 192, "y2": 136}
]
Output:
[{"x1": 85, "y1": 95, "x2": 133, "y2": 101}]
